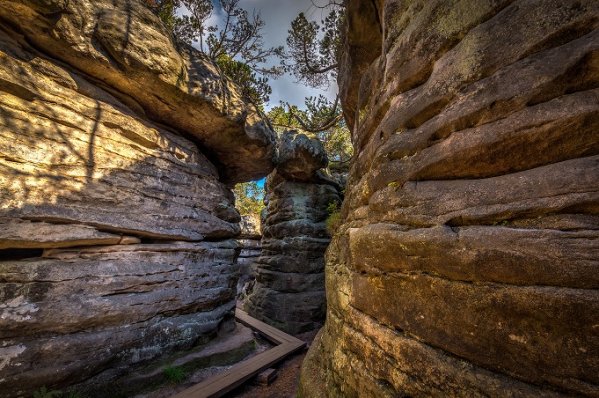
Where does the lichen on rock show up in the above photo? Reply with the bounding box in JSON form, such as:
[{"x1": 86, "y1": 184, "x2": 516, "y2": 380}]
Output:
[{"x1": 299, "y1": 0, "x2": 599, "y2": 396}]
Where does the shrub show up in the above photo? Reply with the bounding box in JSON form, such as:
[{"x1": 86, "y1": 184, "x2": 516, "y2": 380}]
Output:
[
  {"x1": 32, "y1": 387, "x2": 62, "y2": 398},
  {"x1": 325, "y1": 202, "x2": 342, "y2": 235},
  {"x1": 163, "y1": 365, "x2": 187, "y2": 384}
]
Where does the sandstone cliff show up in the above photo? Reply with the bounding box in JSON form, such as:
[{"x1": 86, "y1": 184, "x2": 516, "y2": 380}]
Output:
[
  {"x1": 236, "y1": 214, "x2": 262, "y2": 298},
  {"x1": 0, "y1": 0, "x2": 275, "y2": 396},
  {"x1": 244, "y1": 131, "x2": 342, "y2": 334},
  {"x1": 300, "y1": 0, "x2": 599, "y2": 396}
]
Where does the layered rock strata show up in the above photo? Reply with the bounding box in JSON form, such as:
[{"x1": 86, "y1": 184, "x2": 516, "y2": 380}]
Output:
[
  {"x1": 300, "y1": 0, "x2": 599, "y2": 397},
  {"x1": 244, "y1": 131, "x2": 342, "y2": 334},
  {"x1": 236, "y1": 214, "x2": 262, "y2": 298},
  {"x1": 0, "y1": 0, "x2": 275, "y2": 396}
]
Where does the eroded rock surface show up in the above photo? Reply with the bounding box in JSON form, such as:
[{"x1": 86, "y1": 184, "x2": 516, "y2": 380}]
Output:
[
  {"x1": 1, "y1": 242, "x2": 239, "y2": 393},
  {"x1": 244, "y1": 132, "x2": 342, "y2": 334},
  {"x1": 300, "y1": 1, "x2": 599, "y2": 397},
  {"x1": 0, "y1": 0, "x2": 275, "y2": 183},
  {"x1": 236, "y1": 214, "x2": 262, "y2": 298},
  {"x1": 0, "y1": 1, "x2": 274, "y2": 396}
]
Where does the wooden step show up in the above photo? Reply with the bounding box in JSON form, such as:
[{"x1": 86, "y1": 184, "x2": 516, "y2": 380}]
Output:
[{"x1": 169, "y1": 309, "x2": 306, "y2": 398}]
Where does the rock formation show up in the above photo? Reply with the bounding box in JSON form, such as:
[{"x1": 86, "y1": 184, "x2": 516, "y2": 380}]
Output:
[
  {"x1": 0, "y1": 0, "x2": 275, "y2": 396},
  {"x1": 300, "y1": 0, "x2": 599, "y2": 396},
  {"x1": 236, "y1": 214, "x2": 262, "y2": 298},
  {"x1": 244, "y1": 131, "x2": 342, "y2": 334}
]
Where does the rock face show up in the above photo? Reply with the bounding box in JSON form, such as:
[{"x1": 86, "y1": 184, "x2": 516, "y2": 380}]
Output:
[
  {"x1": 236, "y1": 214, "x2": 262, "y2": 298},
  {"x1": 0, "y1": 0, "x2": 275, "y2": 183},
  {"x1": 0, "y1": 1, "x2": 275, "y2": 396},
  {"x1": 300, "y1": 1, "x2": 599, "y2": 397},
  {"x1": 244, "y1": 132, "x2": 342, "y2": 334},
  {"x1": 1, "y1": 242, "x2": 239, "y2": 393}
]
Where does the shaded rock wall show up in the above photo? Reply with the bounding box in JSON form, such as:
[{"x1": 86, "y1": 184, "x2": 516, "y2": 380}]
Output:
[
  {"x1": 244, "y1": 132, "x2": 342, "y2": 334},
  {"x1": 300, "y1": 0, "x2": 599, "y2": 397},
  {"x1": 236, "y1": 214, "x2": 262, "y2": 298},
  {"x1": 0, "y1": 1, "x2": 275, "y2": 396}
]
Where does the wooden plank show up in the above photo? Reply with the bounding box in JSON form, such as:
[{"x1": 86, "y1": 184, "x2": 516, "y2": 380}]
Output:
[
  {"x1": 254, "y1": 368, "x2": 277, "y2": 386},
  {"x1": 169, "y1": 310, "x2": 306, "y2": 398},
  {"x1": 235, "y1": 309, "x2": 303, "y2": 345}
]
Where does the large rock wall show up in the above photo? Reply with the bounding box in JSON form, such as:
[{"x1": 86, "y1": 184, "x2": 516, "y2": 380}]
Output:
[
  {"x1": 236, "y1": 214, "x2": 262, "y2": 298},
  {"x1": 244, "y1": 132, "x2": 342, "y2": 334},
  {"x1": 0, "y1": 1, "x2": 275, "y2": 396},
  {"x1": 300, "y1": 1, "x2": 599, "y2": 397}
]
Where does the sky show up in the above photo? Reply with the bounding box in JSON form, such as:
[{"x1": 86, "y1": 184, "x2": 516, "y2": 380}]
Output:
[
  {"x1": 181, "y1": 0, "x2": 338, "y2": 186},
  {"x1": 235, "y1": 0, "x2": 338, "y2": 108},
  {"x1": 186, "y1": 0, "x2": 338, "y2": 110},
  {"x1": 234, "y1": 0, "x2": 336, "y2": 186}
]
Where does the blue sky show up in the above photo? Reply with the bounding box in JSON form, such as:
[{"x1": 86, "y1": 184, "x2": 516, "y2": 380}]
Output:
[
  {"x1": 184, "y1": 0, "x2": 338, "y2": 110},
  {"x1": 234, "y1": 0, "x2": 338, "y2": 109},
  {"x1": 182, "y1": 1, "x2": 338, "y2": 185}
]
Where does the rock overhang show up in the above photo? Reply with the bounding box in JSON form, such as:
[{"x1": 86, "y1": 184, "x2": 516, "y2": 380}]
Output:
[{"x1": 0, "y1": 0, "x2": 276, "y2": 184}]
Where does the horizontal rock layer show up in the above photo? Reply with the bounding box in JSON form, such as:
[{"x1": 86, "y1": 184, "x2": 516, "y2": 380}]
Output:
[
  {"x1": 0, "y1": 26, "x2": 239, "y2": 241},
  {"x1": 0, "y1": 0, "x2": 276, "y2": 183},
  {"x1": 244, "y1": 170, "x2": 341, "y2": 334},
  {"x1": 0, "y1": 241, "x2": 239, "y2": 396},
  {"x1": 300, "y1": 0, "x2": 599, "y2": 397},
  {"x1": 0, "y1": 2, "x2": 265, "y2": 395}
]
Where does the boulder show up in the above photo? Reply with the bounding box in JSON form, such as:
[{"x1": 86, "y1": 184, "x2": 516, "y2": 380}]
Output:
[
  {"x1": 277, "y1": 131, "x2": 328, "y2": 181},
  {"x1": 0, "y1": 241, "x2": 239, "y2": 396},
  {"x1": 0, "y1": 1, "x2": 271, "y2": 395},
  {"x1": 0, "y1": 27, "x2": 239, "y2": 240}
]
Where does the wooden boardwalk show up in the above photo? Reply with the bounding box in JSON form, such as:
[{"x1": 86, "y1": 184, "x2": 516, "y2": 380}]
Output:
[{"x1": 170, "y1": 309, "x2": 306, "y2": 398}]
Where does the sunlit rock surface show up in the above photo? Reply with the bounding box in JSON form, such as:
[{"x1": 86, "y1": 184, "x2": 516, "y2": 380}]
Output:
[
  {"x1": 0, "y1": 0, "x2": 275, "y2": 396},
  {"x1": 300, "y1": 0, "x2": 599, "y2": 396},
  {"x1": 244, "y1": 132, "x2": 342, "y2": 334},
  {"x1": 0, "y1": 0, "x2": 276, "y2": 183}
]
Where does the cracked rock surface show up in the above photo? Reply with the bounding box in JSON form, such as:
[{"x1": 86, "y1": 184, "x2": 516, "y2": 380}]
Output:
[
  {"x1": 0, "y1": 0, "x2": 275, "y2": 395},
  {"x1": 299, "y1": 0, "x2": 599, "y2": 397},
  {"x1": 244, "y1": 131, "x2": 342, "y2": 334}
]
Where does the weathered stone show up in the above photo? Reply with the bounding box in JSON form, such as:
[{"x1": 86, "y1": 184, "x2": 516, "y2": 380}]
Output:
[
  {"x1": 0, "y1": 1, "x2": 270, "y2": 396},
  {"x1": 300, "y1": 0, "x2": 599, "y2": 396},
  {"x1": 244, "y1": 170, "x2": 341, "y2": 334},
  {"x1": 0, "y1": 0, "x2": 276, "y2": 183},
  {"x1": 0, "y1": 218, "x2": 141, "y2": 249},
  {"x1": 239, "y1": 214, "x2": 262, "y2": 239},
  {"x1": 277, "y1": 131, "x2": 328, "y2": 181},
  {"x1": 0, "y1": 241, "x2": 239, "y2": 396},
  {"x1": 0, "y1": 28, "x2": 239, "y2": 240},
  {"x1": 235, "y1": 214, "x2": 262, "y2": 298}
]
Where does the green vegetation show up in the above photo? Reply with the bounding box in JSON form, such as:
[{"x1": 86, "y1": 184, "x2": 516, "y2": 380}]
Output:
[
  {"x1": 144, "y1": 0, "x2": 283, "y2": 107},
  {"x1": 163, "y1": 365, "x2": 187, "y2": 384},
  {"x1": 33, "y1": 387, "x2": 62, "y2": 398},
  {"x1": 233, "y1": 181, "x2": 265, "y2": 217},
  {"x1": 145, "y1": 1, "x2": 351, "y2": 161},
  {"x1": 325, "y1": 201, "x2": 342, "y2": 235},
  {"x1": 268, "y1": 95, "x2": 352, "y2": 164},
  {"x1": 32, "y1": 387, "x2": 86, "y2": 398},
  {"x1": 285, "y1": 7, "x2": 343, "y2": 88}
]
